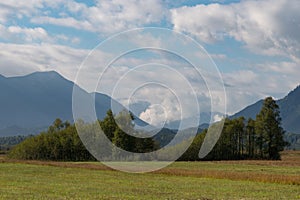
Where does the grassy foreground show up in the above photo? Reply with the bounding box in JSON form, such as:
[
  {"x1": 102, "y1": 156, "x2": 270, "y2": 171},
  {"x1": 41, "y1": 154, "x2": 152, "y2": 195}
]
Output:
[{"x1": 0, "y1": 152, "x2": 299, "y2": 199}]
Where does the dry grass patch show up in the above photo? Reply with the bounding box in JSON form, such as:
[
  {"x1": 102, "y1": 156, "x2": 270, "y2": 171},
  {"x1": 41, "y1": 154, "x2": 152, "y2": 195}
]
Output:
[
  {"x1": 2, "y1": 151, "x2": 300, "y2": 185},
  {"x1": 156, "y1": 167, "x2": 300, "y2": 185}
]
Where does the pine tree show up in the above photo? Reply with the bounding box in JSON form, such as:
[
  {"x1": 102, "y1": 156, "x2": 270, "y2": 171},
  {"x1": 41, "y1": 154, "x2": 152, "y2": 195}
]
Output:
[{"x1": 255, "y1": 97, "x2": 286, "y2": 160}]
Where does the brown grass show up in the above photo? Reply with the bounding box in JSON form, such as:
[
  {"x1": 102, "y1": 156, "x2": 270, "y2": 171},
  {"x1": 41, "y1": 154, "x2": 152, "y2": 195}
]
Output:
[
  {"x1": 155, "y1": 151, "x2": 300, "y2": 185},
  {"x1": 1, "y1": 151, "x2": 300, "y2": 185},
  {"x1": 210, "y1": 150, "x2": 300, "y2": 167},
  {"x1": 0, "y1": 159, "x2": 112, "y2": 171},
  {"x1": 155, "y1": 167, "x2": 300, "y2": 185}
]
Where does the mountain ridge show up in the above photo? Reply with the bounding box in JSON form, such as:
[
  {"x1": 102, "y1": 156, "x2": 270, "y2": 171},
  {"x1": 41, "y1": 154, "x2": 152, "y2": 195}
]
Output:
[
  {"x1": 0, "y1": 71, "x2": 129, "y2": 136},
  {"x1": 231, "y1": 85, "x2": 300, "y2": 133}
]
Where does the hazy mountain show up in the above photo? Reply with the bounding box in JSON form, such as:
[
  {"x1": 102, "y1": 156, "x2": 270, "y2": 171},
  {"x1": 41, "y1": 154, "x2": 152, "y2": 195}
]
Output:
[
  {"x1": 0, "y1": 71, "x2": 213, "y2": 137},
  {"x1": 0, "y1": 71, "x2": 75, "y2": 135},
  {"x1": 232, "y1": 85, "x2": 300, "y2": 134},
  {"x1": 277, "y1": 86, "x2": 300, "y2": 133},
  {"x1": 0, "y1": 71, "x2": 146, "y2": 136}
]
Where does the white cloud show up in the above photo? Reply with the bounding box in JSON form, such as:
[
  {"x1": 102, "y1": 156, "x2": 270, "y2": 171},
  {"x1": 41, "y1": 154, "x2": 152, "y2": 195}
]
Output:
[
  {"x1": 256, "y1": 61, "x2": 298, "y2": 75},
  {"x1": 31, "y1": 16, "x2": 95, "y2": 32},
  {"x1": 0, "y1": 24, "x2": 51, "y2": 43},
  {"x1": 0, "y1": 42, "x2": 88, "y2": 80},
  {"x1": 222, "y1": 61, "x2": 300, "y2": 114},
  {"x1": 139, "y1": 101, "x2": 175, "y2": 127},
  {"x1": 213, "y1": 114, "x2": 223, "y2": 122},
  {"x1": 30, "y1": 0, "x2": 167, "y2": 35},
  {"x1": 224, "y1": 70, "x2": 257, "y2": 85},
  {"x1": 169, "y1": 0, "x2": 300, "y2": 115},
  {"x1": 87, "y1": 0, "x2": 166, "y2": 33},
  {"x1": 171, "y1": 0, "x2": 300, "y2": 60},
  {"x1": 0, "y1": 23, "x2": 82, "y2": 45},
  {"x1": 0, "y1": 1, "x2": 42, "y2": 23},
  {"x1": 171, "y1": 3, "x2": 235, "y2": 43},
  {"x1": 0, "y1": 0, "x2": 65, "y2": 23},
  {"x1": 6, "y1": 26, "x2": 49, "y2": 42},
  {"x1": 55, "y1": 34, "x2": 81, "y2": 44}
]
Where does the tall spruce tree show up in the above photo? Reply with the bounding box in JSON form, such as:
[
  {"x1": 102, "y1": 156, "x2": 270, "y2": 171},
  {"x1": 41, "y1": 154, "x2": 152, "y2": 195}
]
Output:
[{"x1": 255, "y1": 97, "x2": 286, "y2": 160}]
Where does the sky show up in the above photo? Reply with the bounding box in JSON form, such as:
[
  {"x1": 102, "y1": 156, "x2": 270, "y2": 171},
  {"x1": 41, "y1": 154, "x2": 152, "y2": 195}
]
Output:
[{"x1": 0, "y1": 0, "x2": 299, "y2": 126}]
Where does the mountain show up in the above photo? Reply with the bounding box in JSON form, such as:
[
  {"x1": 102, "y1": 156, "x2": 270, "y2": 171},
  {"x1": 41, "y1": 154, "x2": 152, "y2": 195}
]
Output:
[
  {"x1": 0, "y1": 71, "x2": 211, "y2": 137},
  {"x1": 0, "y1": 71, "x2": 143, "y2": 136},
  {"x1": 232, "y1": 85, "x2": 300, "y2": 133},
  {"x1": 277, "y1": 86, "x2": 300, "y2": 133},
  {"x1": 231, "y1": 100, "x2": 263, "y2": 120}
]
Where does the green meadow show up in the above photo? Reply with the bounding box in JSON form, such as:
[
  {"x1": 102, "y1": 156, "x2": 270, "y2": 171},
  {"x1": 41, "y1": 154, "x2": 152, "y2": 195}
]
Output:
[{"x1": 0, "y1": 152, "x2": 299, "y2": 200}]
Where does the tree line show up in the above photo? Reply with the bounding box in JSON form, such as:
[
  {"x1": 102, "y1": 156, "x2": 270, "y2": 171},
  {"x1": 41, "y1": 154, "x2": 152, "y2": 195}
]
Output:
[
  {"x1": 9, "y1": 97, "x2": 288, "y2": 161},
  {"x1": 9, "y1": 111, "x2": 157, "y2": 161},
  {"x1": 180, "y1": 97, "x2": 288, "y2": 160},
  {"x1": 8, "y1": 119, "x2": 94, "y2": 161}
]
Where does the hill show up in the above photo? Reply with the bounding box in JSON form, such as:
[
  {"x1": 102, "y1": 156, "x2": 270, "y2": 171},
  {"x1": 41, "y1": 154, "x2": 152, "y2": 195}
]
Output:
[{"x1": 232, "y1": 85, "x2": 300, "y2": 134}]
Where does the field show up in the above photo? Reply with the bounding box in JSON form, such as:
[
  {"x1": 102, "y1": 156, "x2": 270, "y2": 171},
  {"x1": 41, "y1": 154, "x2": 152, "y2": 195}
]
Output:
[{"x1": 0, "y1": 151, "x2": 299, "y2": 200}]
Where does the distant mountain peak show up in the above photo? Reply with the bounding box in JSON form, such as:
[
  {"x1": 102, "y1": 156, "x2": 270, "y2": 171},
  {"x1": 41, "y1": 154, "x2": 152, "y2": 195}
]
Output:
[
  {"x1": 0, "y1": 71, "x2": 146, "y2": 136},
  {"x1": 13, "y1": 71, "x2": 75, "y2": 86},
  {"x1": 26, "y1": 70, "x2": 63, "y2": 79}
]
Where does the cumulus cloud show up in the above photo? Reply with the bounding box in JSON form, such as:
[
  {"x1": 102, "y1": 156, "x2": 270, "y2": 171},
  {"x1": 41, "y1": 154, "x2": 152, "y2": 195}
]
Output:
[
  {"x1": 213, "y1": 114, "x2": 223, "y2": 122},
  {"x1": 139, "y1": 102, "x2": 175, "y2": 127},
  {"x1": 171, "y1": 0, "x2": 300, "y2": 60},
  {"x1": 31, "y1": 16, "x2": 95, "y2": 32},
  {"x1": 0, "y1": 25, "x2": 50, "y2": 43},
  {"x1": 170, "y1": 0, "x2": 300, "y2": 114},
  {"x1": 0, "y1": 43, "x2": 88, "y2": 79},
  {"x1": 1, "y1": 0, "x2": 167, "y2": 38},
  {"x1": 0, "y1": 0, "x2": 65, "y2": 23},
  {"x1": 30, "y1": 0, "x2": 167, "y2": 35}
]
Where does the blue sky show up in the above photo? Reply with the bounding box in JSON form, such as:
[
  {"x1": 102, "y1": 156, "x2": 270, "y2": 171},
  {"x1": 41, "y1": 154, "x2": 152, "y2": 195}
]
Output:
[{"x1": 0, "y1": 0, "x2": 299, "y2": 125}]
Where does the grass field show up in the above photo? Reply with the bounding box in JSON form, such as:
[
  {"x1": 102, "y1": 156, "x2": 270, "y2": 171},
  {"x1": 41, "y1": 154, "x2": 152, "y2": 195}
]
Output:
[{"x1": 0, "y1": 151, "x2": 299, "y2": 199}]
